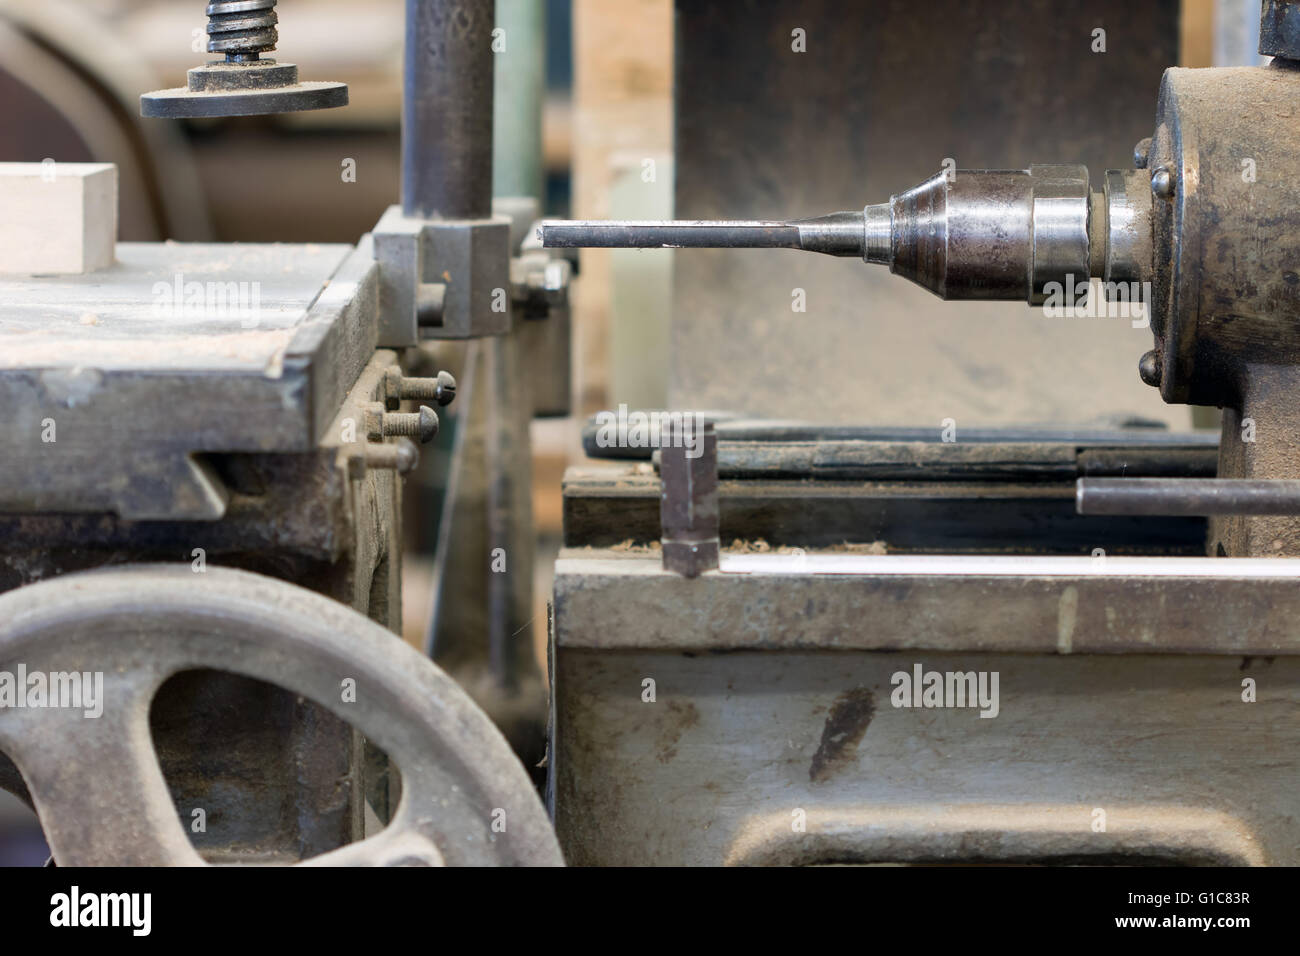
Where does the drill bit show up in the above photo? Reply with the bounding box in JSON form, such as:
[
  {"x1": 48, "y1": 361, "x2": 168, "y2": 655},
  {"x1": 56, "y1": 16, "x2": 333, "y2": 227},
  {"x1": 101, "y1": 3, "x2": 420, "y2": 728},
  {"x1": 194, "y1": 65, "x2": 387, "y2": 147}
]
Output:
[
  {"x1": 540, "y1": 165, "x2": 1105, "y2": 305},
  {"x1": 539, "y1": 210, "x2": 890, "y2": 260}
]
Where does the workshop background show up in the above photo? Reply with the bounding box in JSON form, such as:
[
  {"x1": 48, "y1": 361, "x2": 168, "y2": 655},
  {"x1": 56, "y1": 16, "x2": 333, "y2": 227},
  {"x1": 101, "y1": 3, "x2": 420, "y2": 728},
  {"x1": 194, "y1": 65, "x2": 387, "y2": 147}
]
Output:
[{"x1": 0, "y1": 0, "x2": 1262, "y2": 865}]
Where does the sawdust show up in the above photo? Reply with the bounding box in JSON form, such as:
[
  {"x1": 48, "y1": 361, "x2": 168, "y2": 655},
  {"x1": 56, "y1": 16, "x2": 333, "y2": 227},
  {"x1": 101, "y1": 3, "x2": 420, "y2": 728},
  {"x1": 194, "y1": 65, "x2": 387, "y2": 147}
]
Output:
[{"x1": 726, "y1": 538, "x2": 888, "y2": 555}]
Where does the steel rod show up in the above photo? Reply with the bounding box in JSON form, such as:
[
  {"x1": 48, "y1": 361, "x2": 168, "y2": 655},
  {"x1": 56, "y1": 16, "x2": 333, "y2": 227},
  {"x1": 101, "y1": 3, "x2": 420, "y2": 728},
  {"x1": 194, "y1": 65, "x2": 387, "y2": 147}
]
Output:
[{"x1": 1076, "y1": 478, "x2": 1300, "y2": 516}]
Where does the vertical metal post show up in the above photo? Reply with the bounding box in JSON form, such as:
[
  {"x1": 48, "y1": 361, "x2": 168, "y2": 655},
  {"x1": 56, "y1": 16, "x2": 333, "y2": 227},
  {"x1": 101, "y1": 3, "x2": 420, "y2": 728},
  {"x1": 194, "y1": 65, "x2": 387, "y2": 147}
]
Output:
[{"x1": 403, "y1": 0, "x2": 496, "y2": 220}]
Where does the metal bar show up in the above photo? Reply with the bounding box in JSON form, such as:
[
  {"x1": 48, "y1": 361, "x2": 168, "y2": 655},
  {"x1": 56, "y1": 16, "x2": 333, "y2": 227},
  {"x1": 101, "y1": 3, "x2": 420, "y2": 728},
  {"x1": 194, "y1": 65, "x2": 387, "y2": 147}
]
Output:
[
  {"x1": 403, "y1": 0, "x2": 495, "y2": 219},
  {"x1": 659, "y1": 421, "x2": 719, "y2": 577},
  {"x1": 540, "y1": 211, "x2": 870, "y2": 257},
  {"x1": 1077, "y1": 478, "x2": 1300, "y2": 516}
]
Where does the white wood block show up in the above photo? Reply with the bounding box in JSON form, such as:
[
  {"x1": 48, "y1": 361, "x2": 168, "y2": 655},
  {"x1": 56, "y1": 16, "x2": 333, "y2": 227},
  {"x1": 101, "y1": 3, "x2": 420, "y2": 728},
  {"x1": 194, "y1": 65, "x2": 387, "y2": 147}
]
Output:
[{"x1": 0, "y1": 162, "x2": 117, "y2": 275}]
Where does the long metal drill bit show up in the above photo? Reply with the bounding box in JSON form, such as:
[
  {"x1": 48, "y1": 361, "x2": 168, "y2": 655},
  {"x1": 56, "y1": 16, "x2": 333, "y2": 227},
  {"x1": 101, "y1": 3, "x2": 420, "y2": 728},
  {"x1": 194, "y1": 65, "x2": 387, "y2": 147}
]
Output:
[{"x1": 540, "y1": 209, "x2": 888, "y2": 259}]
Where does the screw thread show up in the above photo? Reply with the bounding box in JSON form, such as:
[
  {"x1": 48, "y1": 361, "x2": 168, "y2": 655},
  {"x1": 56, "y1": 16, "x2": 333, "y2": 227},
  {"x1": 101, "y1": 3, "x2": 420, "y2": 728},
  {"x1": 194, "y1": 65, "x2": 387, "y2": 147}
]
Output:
[{"x1": 206, "y1": 0, "x2": 278, "y2": 63}]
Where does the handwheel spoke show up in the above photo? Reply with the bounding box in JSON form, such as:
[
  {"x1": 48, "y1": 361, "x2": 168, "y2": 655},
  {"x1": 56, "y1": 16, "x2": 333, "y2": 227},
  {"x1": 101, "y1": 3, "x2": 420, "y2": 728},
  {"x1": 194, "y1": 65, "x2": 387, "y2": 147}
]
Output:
[
  {"x1": 0, "y1": 564, "x2": 562, "y2": 866},
  {"x1": 2, "y1": 672, "x2": 201, "y2": 866}
]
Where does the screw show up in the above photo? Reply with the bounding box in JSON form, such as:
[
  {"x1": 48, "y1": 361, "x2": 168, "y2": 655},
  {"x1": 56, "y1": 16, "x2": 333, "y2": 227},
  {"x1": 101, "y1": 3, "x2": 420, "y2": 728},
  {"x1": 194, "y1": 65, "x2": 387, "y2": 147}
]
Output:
[
  {"x1": 384, "y1": 368, "x2": 456, "y2": 408},
  {"x1": 207, "y1": 0, "x2": 279, "y2": 64},
  {"x1": 345, "y1": 438, "x2": 419, "y2": 480},
  {"x1": 381, "y1": 405, "x2": 439, "y2": 444},
  {"x1": 1138, "y1": 349, "x2": 1162, "y2": 387},
  {"x1": 1133, "y1": 137, "x2": 1152, "y2": 170},
  {"x1": 1150, "y1": 165, "x2": 1176, "y2": 200}
]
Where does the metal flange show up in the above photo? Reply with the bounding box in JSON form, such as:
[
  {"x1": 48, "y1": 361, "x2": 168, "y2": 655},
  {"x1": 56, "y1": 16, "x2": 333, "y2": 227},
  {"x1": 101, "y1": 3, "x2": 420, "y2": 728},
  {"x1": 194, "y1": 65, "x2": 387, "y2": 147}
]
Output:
[{"x1": 141, "y1": 61, "x2": 347, "y2": 118}]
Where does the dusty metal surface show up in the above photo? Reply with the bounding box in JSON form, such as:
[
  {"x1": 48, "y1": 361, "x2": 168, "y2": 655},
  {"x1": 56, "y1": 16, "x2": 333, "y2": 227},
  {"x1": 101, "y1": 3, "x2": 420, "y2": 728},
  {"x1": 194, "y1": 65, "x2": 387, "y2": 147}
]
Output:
[
  {"x1": 553, "y1": 647, "x2": 1289, "y2": 866},
  {"x1": 562, "y1": 464, "x2": 1208, "y2": 554},
  {"x1": 554, "y1": 552, "x2": 1300, "y2": 655},
  {"x1": 551, "y1": 552, "x2": 1298, "y2": 865},
  {"x1": 1142, "y1": 65, "x2": 1300, "y2": 554},
  {"x1": 139, "y1": 0, "x2": 348, "y2": 118},
  {"x1": 0, "y1": 350, "x2": 412, "y2": 859},
  {"x1": 0, "y1": 240, "x2": 378, "y2": 519},
  {"x1": 0, "y1": 565, "x2": 562, "y2": 866},
  {"x1": 670, "y1": 0, "x2": 1183, "y2": 426}
]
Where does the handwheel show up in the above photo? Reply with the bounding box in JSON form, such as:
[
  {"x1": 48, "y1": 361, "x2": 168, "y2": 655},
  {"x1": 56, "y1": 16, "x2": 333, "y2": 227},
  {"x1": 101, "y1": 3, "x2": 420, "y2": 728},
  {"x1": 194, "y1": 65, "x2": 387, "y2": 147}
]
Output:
[{"x1": 0, "y1": 565, "x2": 563, "y2": 866}]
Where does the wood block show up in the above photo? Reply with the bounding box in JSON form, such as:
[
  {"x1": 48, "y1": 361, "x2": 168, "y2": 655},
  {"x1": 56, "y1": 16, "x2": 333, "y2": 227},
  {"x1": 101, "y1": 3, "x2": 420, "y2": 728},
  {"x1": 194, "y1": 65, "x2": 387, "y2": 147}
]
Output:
[{"x1": 0, "y1": 162, "x2": 117, "y2": 275}]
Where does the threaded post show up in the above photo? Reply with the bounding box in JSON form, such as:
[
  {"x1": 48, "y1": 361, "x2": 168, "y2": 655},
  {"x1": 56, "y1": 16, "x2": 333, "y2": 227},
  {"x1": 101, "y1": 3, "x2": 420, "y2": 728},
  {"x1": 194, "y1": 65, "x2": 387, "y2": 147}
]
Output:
[{"x1": 206, "y1": 0, "x2": 279, "y2": 64}]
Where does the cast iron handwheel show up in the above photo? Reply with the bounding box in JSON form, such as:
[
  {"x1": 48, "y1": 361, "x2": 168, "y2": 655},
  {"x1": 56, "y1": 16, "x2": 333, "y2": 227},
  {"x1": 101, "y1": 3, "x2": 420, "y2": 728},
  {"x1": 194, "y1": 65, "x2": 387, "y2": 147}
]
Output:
[{"x1": 0, "y1": 565, "x2": 563, "y2": 866}]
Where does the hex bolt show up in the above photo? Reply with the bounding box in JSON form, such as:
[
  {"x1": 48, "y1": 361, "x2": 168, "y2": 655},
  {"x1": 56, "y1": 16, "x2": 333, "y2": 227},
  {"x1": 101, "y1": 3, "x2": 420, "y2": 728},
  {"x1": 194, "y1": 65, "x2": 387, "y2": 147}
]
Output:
[
  {"x1": 1133, "y1": 137, "x2": 1152, "y2": 170},
  {"x1": 1150, "y1": 165, "x2": 1176, "y2": 200},
  {"x1": 382, "y1": 405, "x2": 439, "y2": 444},
  {"x1": 384, "y1": 367, "x2": 457, "y2": 407},
  {"x1": 346, "y1": 437, "x2": 420, "y2": 480},
  {"x1": 660, "y1": 419, "x2": 719, "y2": 578}
]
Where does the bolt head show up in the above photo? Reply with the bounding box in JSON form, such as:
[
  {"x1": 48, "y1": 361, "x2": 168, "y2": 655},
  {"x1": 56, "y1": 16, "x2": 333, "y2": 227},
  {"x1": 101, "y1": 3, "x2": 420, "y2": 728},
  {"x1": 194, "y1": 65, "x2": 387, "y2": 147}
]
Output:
[
  {"x1": 1150, "y1": 166, "x2": 1176, "y2": 200},
  {"x1": 393, "y1": 438, "x2": 420, "y2": 474},
  {"x1": 435, "y1": 370, "x2": 457, "y2": 406},
  {"x1": 1138, "y1": 349, "x2": 1162, "y2": 387},
  {"x1": 416, "y1": 405, "x2": 439, "y2": 444},
  {"x1": 1133, "y1": 137, "x2": 1152, "y2": 170}
]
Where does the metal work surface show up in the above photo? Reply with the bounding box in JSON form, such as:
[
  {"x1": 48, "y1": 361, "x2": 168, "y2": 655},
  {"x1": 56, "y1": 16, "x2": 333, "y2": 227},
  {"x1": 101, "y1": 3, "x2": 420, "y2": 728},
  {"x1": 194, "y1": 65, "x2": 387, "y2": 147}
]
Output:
[
  {"x1": 670, "y1": 0, "x2": 1182, "y2": 426},
  {"x1": 554, "y1": 552, "x2": 1300, "y2": 655},
  {"x1": 552, "y1": 645, "x2": 1288, "y2": 866},
  {"x1": 0, "y1": 240, "x2": 378, "y2": 519},
  {"x1": 0, "y1": 565, "x2": 562, "y2": 866}
]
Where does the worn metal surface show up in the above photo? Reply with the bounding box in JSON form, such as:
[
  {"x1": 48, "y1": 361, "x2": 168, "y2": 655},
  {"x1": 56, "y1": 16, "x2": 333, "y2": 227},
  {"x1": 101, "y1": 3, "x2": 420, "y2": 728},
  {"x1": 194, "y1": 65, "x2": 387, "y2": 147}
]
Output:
[
  {"x1": 670, "y1": 0, "x2": 1182, "y2": 426},
  {"x1": 140, "y1": 1, "x2": 347, "y2": 118},
  {"x1": 1141, "y1": 65, "x2": 1300, "y2": 554},
  {"x1": 0, "y1": 564, "x2": 562, "y2": 865},
  {"x1": 581, "y1": 420, "x2": 1218, "y2": 460},
  {"x1": 0, "y1": 239, "x2": 378, "y2": 519},
  {"x1": 0, "y1": 350, "x2": 413, "y2": 859},
  {"x1": 551, "y1": 638, "x2": 1290, "y2": 865},
  {"x1": 1259, "y1": 0, "x2": 1300, "y2": 58},
  {"x1": 402, "y1": 0, "x2": 494, "y2": 221},
  {"x1": 659, "y1": 421, "x2": 718, "y2": 577},
  {"x1": 372, "y1": 206, "x2": 512, "y2": 344},
  {"x1": 563, "y1": 464, "x2": 1208, "y2": 554},
  {"x1": 555, "y1": 552, "x2": 1300, "y2": 654}
]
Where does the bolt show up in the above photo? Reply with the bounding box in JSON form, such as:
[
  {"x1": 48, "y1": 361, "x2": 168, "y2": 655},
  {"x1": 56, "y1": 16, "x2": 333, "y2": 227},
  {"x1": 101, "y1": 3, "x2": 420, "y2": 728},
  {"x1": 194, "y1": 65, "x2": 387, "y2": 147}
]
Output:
[
  {"x1": 345, "y1": 438, "x2": 420, "y2": 480},
  {"x1": 1150, "y1": 165, "x2": 1176, "y2": 200},
  {"x1": 1133, "y1": 137, "x2": 1152, "y2": 170},
  {"x1": 207, "y1": 0, "x2": 279, "y2": 64},
  {"x1": 384, "y1": 368, "x2": 457, "y2": 408},
  {"x1": 1138, "y1": 349, "x2": 1162, "y2": 387},
  {"x1": 381, "y1": 405, "x2": 439, "y2": 444}
]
